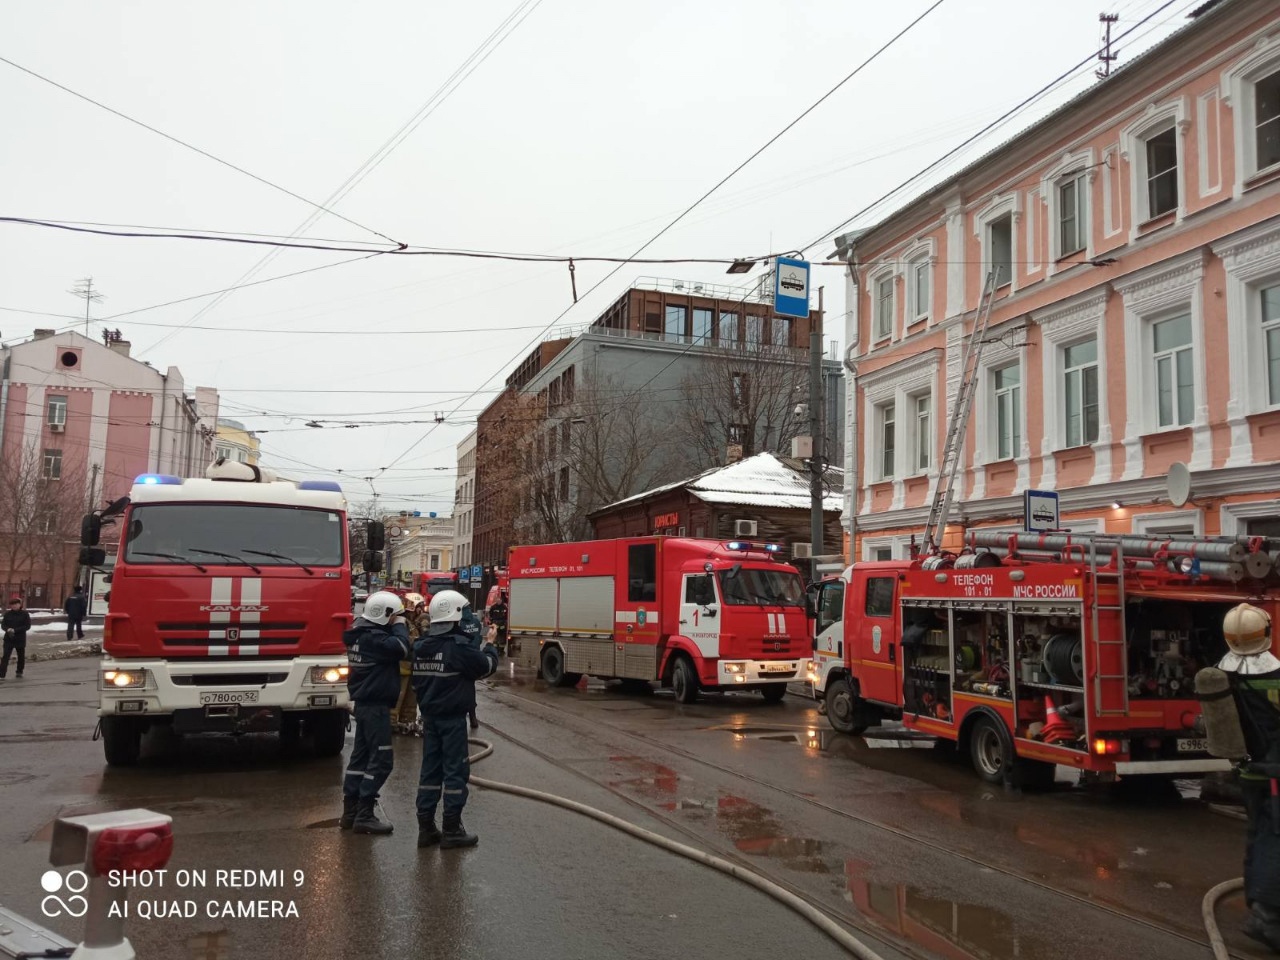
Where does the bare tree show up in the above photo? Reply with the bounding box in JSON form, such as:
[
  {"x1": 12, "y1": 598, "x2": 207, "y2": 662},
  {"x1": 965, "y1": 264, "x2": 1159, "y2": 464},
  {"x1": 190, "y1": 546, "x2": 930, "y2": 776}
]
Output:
[
  {"x1": 676, "y1": 340, "x2": 809, "y2": 471},
  {"x1": 0, "y1": 440, "x2": 88, "y2": 601}
]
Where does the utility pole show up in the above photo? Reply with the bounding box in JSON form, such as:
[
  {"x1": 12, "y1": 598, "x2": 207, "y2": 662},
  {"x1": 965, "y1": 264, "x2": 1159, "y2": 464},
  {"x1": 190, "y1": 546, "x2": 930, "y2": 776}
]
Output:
[
  {"x1": 1096, "y1": 12, "x2": 1119, "y2": 79},
  {"x1": 809, "y1": 287, "x2": 825, "y2": 562},
  {"x1": 68, "y1": 278, "x2": 105, "y2": 337}
]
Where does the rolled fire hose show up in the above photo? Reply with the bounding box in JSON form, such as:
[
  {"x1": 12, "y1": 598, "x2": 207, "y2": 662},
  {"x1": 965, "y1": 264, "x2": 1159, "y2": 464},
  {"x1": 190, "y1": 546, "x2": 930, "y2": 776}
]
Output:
[
  {"x1": 1202, "y1": 878, "x2": 1244, "y2": 960},
  {"x1": 464, "y1": 737, "x2": 886, "y2": 960}
]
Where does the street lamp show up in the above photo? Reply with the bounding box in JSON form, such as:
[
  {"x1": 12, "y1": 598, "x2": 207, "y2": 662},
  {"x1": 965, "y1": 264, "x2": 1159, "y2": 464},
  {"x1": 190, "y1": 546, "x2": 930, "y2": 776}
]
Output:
[{"x1": 726, "y1": 259, "x2": 755, "y2": 275}]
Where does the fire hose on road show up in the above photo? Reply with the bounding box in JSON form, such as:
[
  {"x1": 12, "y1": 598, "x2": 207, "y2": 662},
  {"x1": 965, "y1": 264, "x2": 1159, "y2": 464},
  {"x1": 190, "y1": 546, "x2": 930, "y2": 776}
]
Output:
[{"x1": 464, "y1": 737, "x2": 888, "y2": 960}]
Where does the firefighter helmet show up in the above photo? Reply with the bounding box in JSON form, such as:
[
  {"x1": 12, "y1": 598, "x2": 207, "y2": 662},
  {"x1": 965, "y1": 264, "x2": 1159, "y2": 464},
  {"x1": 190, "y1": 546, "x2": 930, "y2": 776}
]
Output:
[
  {"x1": 428, "y1": 589, "x2": 469, "y2": 624},
  {"x1": 363, "y1": 590, "x2": 405, "y2": 626},
  {"x1": 1223, "y1": 603, "x2": 1272, "y2": 657},
  {"x1": 403, "y1": 592, "x2": 426, "y2": 611}
]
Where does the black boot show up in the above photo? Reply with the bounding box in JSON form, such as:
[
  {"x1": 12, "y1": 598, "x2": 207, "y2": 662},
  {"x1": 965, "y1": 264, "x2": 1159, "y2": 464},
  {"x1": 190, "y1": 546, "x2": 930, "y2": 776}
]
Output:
[
  {"x1": 417, "y1": 815, "x2": 441, "y2": 848},
  {"x1": 338, "y1": 795, "x2": 358, "y2": 831},
  {"x1": 352, "y1": 799, "x2": 393, "y2": 835},
  {"x1": 1244, "y1": 903, "x2": 1280, "y2": 952},
  {"x1": 440, "y1": 811, "x2": 478, "y2": 849}
]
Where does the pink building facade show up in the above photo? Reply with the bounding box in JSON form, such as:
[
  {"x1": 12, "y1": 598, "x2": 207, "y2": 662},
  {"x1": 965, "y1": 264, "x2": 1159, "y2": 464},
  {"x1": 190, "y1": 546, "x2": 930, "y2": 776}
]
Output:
[
  {"x1": 836, "y1": 0, "x2": 1280, "y2": 559},
  {"x1": 0, "y1": 329, "x2": 219, "y2": 605}
]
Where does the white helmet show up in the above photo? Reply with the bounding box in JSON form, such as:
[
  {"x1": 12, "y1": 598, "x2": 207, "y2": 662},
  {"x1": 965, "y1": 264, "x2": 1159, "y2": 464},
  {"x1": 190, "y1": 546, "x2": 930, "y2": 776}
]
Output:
[
  {"x1": 428, "y1": 589, "x2": 469, "y2": 624},
  {"x1": 362, "y1": 590, "x2": 405, "y2": 625}
]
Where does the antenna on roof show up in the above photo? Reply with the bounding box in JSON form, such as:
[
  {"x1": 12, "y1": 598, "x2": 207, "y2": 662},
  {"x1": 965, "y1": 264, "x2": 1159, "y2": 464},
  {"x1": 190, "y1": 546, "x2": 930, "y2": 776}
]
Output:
[{"x1": 1096, "y1": 12, "x2": 1119, "y2": 79}]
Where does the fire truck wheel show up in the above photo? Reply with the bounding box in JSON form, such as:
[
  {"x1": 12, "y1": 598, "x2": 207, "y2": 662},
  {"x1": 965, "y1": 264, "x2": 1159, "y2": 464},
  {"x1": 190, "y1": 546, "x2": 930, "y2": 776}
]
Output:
[
  {"x1": 542, "y1": 646, "x2": 580, "y2": 688},
  {"x1": 825, "y1": 677, "x2": 868, "y2": 735},
  {"x1": 760, "y1": 684, "x2": 787, "y2": 704},
  {"x1": 969, "y1": 717, "x2": 1012, "y2": 784},
  {"x1": 670, "y1": 656, "x2": 700, "y2": 705},
  {"x1": 309, "y1": 710, "x2": 348, "y2": 758},
  {"x1": 101, "y1": 716, "x2": 143, "y2": 767}
]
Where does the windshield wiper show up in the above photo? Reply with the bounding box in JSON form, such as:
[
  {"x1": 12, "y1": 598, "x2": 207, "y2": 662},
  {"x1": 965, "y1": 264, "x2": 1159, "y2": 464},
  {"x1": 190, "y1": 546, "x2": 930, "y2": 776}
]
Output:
[
  {"x1": 132, "y1": 551, "x2": 207, "y2": 572},
  {"x1": 243, "y1": 549, "x2": 313, "y2": 575},
  {"x1": 189, "y1": 548, "x2": 262, "y2": 573}
]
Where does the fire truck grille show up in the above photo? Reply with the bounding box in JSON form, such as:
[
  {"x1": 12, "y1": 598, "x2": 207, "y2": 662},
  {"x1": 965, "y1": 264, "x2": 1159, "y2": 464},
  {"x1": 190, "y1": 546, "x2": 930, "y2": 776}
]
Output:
[
  {"x1": 172, "y1": 673, "x2": 288, "y2": 687},
  {"x1": 158, "y1": 622, "x2": 308, "y2": 632},
  {"x1": 739, "y1": 638, "x2": 809, "y2": 658}
]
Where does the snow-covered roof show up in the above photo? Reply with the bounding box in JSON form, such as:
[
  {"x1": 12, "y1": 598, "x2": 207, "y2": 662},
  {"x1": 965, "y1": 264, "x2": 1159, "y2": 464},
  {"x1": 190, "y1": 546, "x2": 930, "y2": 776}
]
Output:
[{"x1": 593, "y1": 452, "x2": 842, "y2": 516}]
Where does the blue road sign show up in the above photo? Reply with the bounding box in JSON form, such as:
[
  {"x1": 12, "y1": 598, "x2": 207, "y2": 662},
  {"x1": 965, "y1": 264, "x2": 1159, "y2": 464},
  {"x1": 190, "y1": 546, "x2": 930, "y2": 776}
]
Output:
[
  {"x1": 459, "y1": 570, "x2": 470, "y2": 583},
  {"x1": 774, "y1": 257, "x2": 811, "y2": 319},
  {"x1": 471, "y1": 564, "x2": 483, "y2": 580},
  {"x1": 1024, "y1": 489, "x2": 1060, "y2": 532}
]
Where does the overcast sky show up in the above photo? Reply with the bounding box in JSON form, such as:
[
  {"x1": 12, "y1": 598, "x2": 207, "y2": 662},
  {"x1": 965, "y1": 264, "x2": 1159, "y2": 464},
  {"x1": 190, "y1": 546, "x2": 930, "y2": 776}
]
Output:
[{"x1": 0, "y1": 0, "x2": 1192, "y2": 514}]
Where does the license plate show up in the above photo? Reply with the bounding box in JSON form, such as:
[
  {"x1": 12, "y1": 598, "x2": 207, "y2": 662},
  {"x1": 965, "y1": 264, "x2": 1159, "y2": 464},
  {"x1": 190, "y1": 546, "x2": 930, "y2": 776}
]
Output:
[
  {"x1": 1176, "y1": 737, "x2": 1208, "y2": 753},
  {"x1": 761, "y1": 663, "x2": 793, "y2": 674},
  {"x1": 200, "y1": 690, "x2": 259, "y2": 706}
]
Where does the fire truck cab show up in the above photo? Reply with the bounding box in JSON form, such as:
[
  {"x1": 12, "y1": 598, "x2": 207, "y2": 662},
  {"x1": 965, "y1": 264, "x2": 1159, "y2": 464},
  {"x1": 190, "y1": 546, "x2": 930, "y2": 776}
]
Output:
[
  {"x1": 509, "y1": 536, "x2": 814, "y2": 703},
  {"x1": 812, "y1": 533, "x2": 1278, "y2": 786},
  {"x1": 83, "y1": 464, "x2": 361, "y2": 766}
]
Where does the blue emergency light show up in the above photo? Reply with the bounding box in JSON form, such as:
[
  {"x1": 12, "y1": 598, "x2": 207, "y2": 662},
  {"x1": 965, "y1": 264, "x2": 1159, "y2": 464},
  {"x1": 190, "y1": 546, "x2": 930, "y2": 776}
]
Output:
[
  {"x1": 725, "y1": 541, "x2": 781, "y2": 553},
  {"x1": 134, "y1": 474, "x2": 182, "y2": 485},
  {"x1": 298, "y1": 480, "x2": 343, "y2": 492}
]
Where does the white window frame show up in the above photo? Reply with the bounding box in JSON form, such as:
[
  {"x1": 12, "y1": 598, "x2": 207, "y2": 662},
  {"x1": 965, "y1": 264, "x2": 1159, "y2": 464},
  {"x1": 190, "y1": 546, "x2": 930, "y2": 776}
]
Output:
[
  {"x1": 1130, "y1": 508, "x2": 1203, "y2": 538},
  {"x1": 1033, "y1": 289, "x2": 1110, "y2": 487},
  {"x1": 1150, "y1": 312, "x2": 1195, "y2": 430},
  {"x1": 1115, "y1": 249, "x2": 1210, "y2": 477},
  {"x1": 992, "y1": 363, "x2": 1022, "y2": 462},
  {"x1": 970, "y1": 329, "x2": 1028, "y2": 499},
  {"x1": 43, "y1": 448, "x2": 62, "y2": 480},
  {"x1": 1222, "y1": 35, "x2": 1280, "y2": 191},
  {"x1": 858, "y1": 350, "x2": 941, "y2": 516},
  {"x1": 1120, "y1": 98, "x2": 1188, "y2": 237},
  {"x1": 903, "y1": 238, "x2": 936, "y2": 327},
  {"x1": 47, "y1": 396, "x2": 67, "y2": 427},
  {"x1": 1042, "y1": 148, "x2": 1095, "y2": 271},
  {"x1": 910, "y1": 391, "x2": 932, "y2": 476},
  {"x1": 876, "y1": 401, "x2": 896, "y2": 481},
  {"x1": 860, "y1": 534, "x2": 915, "y2": 561},
  {"x1": 1221, "y1": 498, "x2": 1280, "y2": 536},
  {"x1": 1062, "y1": 336, "x2": 1101, "y2": 449},
  {"x1": 870, "y1": 266, "x2": 896, "y2": 342},
  {"x1": 973, "y1": 193, "x2": 1021, "y2": 293}
]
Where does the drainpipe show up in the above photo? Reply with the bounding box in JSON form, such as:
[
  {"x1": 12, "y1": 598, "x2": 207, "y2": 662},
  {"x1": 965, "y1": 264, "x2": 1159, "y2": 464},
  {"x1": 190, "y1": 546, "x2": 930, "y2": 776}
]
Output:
[
  {"x1": 0, "y1": 347, "x2": 10, "y2": 456},
  {"x1": 839, "y1": 241, "x2": 861, "y2": 562},
  {"x1": 156, "y1": 374, "x2": 168, "y2": 473}
]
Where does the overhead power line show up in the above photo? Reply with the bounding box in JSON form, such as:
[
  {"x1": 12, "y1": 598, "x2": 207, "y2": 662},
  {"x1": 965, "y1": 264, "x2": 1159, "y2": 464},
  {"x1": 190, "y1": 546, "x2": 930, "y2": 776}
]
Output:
[
  {"x1": 375, "y1": 0, "x2": 952, "y2": 475},
  {"x1": 0, "y1": 54, "x2": 396, "y2": 244}
]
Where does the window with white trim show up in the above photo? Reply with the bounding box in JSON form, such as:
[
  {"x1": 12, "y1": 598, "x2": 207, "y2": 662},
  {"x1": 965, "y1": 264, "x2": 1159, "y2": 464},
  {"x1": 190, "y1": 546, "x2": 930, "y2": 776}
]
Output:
[
  {"x1": 871, "y1": 547, "x2": 893, "y2": 562},
  {"x1": 1256, "y1": 70, "x2": 1280, "y2": 173},
  {"x1": 1152, "y1": 312, "x2": 1194, "y2": 427},
  {"x1": 989, "y1": 215, "x2": 1013, "y2": 287},
  {"x1": 1264, "y1": 283, "x2": 1280, "y2": 407},
  {"x1": 911, "y1": 393, "x2": 931, "y2": 473},
  {"x1": 1057, "y1": 173, "x2": 1087, "y2": 257},
  {"x1": 47, "y1": 396, "x2": 67, "y2": 427},
  {"x1": 909, "y1": 258, "x2": 930, "y2": 324},
  {"x1": 992, "y1": 364, "x2": 1021, "y2": 460},
  {"x1": 875, "y1": 276, "x2": 894, "y2": 339},
  {"x1": 43, "y1": 448, "x2": 62, "y2": 480},
  {"x1": 1063, "y1": 338, "x2": 1099, "y2": 447},
  {"x1": 877, "y1": 402, "x2": 896, "y2": 480},
  {"x1": 1145, "y1": 127, "x2": 1179, "y2": 218}
]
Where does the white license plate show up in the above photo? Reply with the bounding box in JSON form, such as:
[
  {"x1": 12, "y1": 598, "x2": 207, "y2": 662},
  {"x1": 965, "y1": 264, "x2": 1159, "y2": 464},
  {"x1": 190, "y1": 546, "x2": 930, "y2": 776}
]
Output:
[
  {"x1": 760, "y1": 663, "x2": 794, "y2": 674},
  {"x1": 1176, "y1": 737, "x2": 1208, "y2": 753},
  {"x1": 200, "y1": 690, "x2": 259, "y2": 706}
]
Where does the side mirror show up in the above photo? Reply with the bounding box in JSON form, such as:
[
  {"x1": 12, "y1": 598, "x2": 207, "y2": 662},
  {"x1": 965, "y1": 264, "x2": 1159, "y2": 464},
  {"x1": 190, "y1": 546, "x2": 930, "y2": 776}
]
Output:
[
  {"x1": 366, "y1": 521, "x2": 385, "y2": 553},
  {"x1": 79, "y1": 546, "x2": 106, "y2": 567},
  {"x1": 362, "y1": 549, "x2": 383, "y2": 574},
  {"x1": 81, "y1": 513, "x2": 102, "y2": 547}
]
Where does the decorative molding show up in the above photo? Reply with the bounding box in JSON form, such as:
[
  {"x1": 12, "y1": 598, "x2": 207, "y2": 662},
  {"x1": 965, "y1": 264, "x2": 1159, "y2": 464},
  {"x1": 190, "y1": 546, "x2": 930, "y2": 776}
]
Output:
[
  {"x1": 859, "y1": 350, "x2": 942, "y2": 513},
  {"x1": 1131, "y1": 507, "x2": 1204, "y2": 536},
  {"x1": 1040, "y1": 148, "x2": 1096, "y2": 272},
  {"x1": 1220, "y1": 31, "x2": 1280, "y2": 196},
  {"x1": 1119, "y1": 96, "x2": 1189, "y2": 241},
  {"x1": 1197, "y1": 89, "x2": 1223, "y2": 198},
  {"x1": 944, "y1": 201, "x2": 967, "y2": 321},
  {"x1": 1220, "y1": 498, "x2": 1280, "y2": 536}
]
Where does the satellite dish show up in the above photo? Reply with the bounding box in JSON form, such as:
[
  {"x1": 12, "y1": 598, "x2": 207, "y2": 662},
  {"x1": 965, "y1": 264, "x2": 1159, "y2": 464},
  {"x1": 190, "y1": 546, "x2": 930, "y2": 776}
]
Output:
[{"x1": 1167, "y1": 461, "x2": 1191, "y2": 508}]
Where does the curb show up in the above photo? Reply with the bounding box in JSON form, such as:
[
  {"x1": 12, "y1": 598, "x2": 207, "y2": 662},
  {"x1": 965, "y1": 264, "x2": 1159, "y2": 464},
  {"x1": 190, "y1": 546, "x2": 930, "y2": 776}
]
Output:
[{"x1": 28, "y1": 643, "x2": 102, "y2": 663}]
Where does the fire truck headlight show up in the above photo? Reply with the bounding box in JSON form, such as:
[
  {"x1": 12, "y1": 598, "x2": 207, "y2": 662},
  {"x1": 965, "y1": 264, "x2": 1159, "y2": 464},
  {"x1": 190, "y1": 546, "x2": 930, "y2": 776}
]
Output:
[
  {"x1": 805, "y1": 660, "x2": 818, "y2": 683},
  {"x1": 723, "y1": 662, "x2": 745, "y2": 675},
  {"x1": 311, "y1": 666, "x2": 349, "y2": 684},
  {"x1": 101, "y1": 669, "x2": 148, "y2": 690}
]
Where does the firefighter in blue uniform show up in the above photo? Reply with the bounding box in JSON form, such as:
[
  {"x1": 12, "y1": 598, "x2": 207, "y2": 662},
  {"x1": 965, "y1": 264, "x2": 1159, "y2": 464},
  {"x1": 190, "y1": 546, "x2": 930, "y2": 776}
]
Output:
[
  {"x1": 339, "y1": 590, "x2": 410, "y2": 835},
  {"x1": 412, "y1": 589, "x2": 499, "y2": 849}
]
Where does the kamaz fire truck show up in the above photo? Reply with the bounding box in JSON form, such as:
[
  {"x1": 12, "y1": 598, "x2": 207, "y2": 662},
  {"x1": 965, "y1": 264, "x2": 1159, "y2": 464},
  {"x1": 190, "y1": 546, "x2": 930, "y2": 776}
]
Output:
[
  {"x1": 811, "y1": 531, "x2": 1279, "y2": 786},
  {"x1": 509, "y1": 536, "x2": 814, "y2": 703},
  {"x1": 81, "y1": 462, "x2": 380, "y2": 766}
]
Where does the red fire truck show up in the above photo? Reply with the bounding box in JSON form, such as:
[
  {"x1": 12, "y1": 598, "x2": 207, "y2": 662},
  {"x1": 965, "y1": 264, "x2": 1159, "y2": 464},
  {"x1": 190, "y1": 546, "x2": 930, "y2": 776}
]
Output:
[
  {"x1": 509, "y1": 536, "x2": 814, "y2": 703},
  {"x1": 810, "y1": 531, "x2": 1279, "y2": 785},
  {"x1": 413, "y1": 570, "x2": 460, "y2": 598},
  {"x1": 81, "y1": 464, "x2": 374, "y2": 766}
]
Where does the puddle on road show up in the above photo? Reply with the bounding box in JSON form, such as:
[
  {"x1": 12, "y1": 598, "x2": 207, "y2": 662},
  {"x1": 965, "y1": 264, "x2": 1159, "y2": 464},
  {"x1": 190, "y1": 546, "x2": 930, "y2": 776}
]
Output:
[
  {"x1": 844, "y1": 860, "x2": 1051, "y2": 960},
  {"x1": 717, "y1": 724, "x2": 936, "y2": 752}
]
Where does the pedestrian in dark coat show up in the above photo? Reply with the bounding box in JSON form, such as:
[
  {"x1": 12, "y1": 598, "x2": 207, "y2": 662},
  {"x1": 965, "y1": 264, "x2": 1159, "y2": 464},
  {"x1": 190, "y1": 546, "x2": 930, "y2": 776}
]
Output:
[
  {"x1": 0, "y1": 596, "x2": 31, "y2": 679},
  {"x1": 64, "y1": 585, "x2": 87, "y2": 640}
]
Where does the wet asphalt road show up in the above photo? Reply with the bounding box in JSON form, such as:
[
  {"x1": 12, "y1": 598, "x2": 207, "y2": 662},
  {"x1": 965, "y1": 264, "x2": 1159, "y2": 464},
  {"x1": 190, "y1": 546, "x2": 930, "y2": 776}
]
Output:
[{"x1": 0, "y1": 657, "x2": 1268, "y2": 960}]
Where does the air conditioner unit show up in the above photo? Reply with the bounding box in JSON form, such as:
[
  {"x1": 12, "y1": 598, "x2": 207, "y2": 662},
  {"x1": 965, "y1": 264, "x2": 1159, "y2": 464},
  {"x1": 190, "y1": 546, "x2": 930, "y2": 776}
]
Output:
[
  {"x1": 791, "y1": 436, "x2": 812, "y2": 459},
  {"x1": 49, "y1": 422, "x2": 65, "y2": 433},
  {"x1": 793, "y1": 543, "x2": 812, "y2": 559},
  {"x1": 734, "y1": 519, "x2": 757, "y2": 537}
]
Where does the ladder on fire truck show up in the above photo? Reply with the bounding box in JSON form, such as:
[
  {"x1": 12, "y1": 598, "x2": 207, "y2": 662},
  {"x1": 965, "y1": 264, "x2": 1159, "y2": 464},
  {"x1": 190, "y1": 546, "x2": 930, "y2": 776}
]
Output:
[
  {"x1": 921, "y1": 270, "x2": 999, "y2": 555},
  {"x1": 1088, "y1": 537, "x2": 1130, "y2": 718}
]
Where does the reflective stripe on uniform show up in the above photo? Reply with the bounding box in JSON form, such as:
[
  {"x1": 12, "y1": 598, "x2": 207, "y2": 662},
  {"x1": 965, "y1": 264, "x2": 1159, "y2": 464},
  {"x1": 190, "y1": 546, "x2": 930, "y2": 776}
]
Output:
[
  {"x1": 377, "y1": 744, "x2": 393, "y2": 751},
  {"x1": 418, "y1": 784, "x2": 441, "y2": 792},
  {"x1": 344, "y1": 769, "x2": 365, "y2": 778}
]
